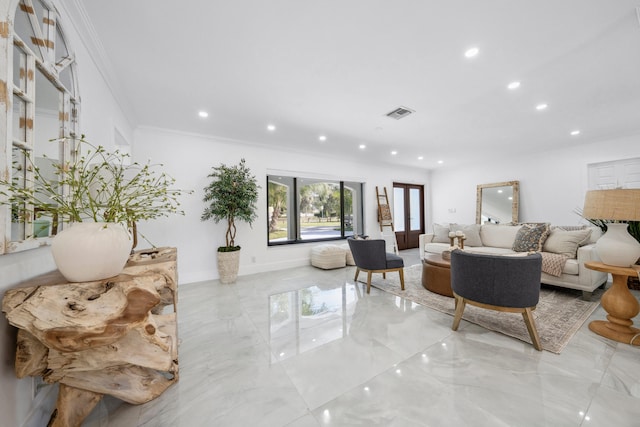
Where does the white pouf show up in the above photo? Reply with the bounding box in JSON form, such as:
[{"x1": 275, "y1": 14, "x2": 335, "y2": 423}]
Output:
[
  {"x1": 339, "y1": 243, "x2": 356, "y2": 266},
  {"x1": 311, "y1": 245, "x2": 347, "y2": 269}
]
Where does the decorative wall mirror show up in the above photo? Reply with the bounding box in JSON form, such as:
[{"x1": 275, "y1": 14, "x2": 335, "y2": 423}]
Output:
[
  {"x1": 1, "y1": 0, "x2": 80, "y2": 254},
  {"x1": 476, "y1": 181, "x2": 519, "y2": 224}
]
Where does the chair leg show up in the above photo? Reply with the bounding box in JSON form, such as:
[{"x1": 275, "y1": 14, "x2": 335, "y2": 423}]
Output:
[
  {"x1": 522, "y1": 308, "x2": 542, "y2": 351},
  {"x1": 366, "y1": 271, "x2": 373, "y2": 294},
  {"x1": 354, "y1": 268, "x2": 360, "y2": 282},
  {"x1": 452, "y1": 296, "x2": 466, "y2": 331},
  {"x1": 382, "y1": 272, "x2": 386, "y2": 279},
  {"x1": 398, "y1": 268, "x2": 405, "y2": 290}
]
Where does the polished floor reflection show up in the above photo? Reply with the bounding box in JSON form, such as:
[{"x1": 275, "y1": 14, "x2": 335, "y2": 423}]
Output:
[{"x1": 81, "y1": 250, "x2": 640, "y2": 426}]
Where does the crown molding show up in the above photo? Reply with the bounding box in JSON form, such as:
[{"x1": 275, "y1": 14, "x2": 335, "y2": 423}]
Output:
[{"x1": 54, "y1": 0, "x2": 138, "y2": 129}]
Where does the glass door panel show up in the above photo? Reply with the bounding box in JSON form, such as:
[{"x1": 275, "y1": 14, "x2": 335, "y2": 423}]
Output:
[
  {"x1": 410, "y1": 188, "x2": 421, "y2": 231},
  {"x1": 393, "y1": 187, "x2": 405, "y2": 232}
]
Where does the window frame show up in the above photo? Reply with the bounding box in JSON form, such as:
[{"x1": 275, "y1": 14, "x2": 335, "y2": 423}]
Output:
[{"x1": 267, "y1": 174, "x2": 364, "y2": 246}]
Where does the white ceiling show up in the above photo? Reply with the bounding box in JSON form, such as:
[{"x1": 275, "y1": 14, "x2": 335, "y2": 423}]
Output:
[{"x1": 77, "y1": 1, "x2": 640, "y2": 170}]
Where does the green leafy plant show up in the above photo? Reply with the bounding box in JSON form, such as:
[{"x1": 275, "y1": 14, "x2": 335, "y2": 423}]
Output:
[
  {"x1": 0, "y1": 136, "x2": 191, "y2": 238},
  {"x1": 201, "y1": 159, "x2": 260, "y2": 251}
]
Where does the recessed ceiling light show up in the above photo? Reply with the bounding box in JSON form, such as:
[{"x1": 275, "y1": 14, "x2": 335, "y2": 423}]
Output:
[
  {"x1": 267, "y1": 124, "x2": 276, "y2": 131},
  {"x1": 437, "y1": 160, "x2": 444, "y2": 164},
  {"x1": 418, "y1": 156, "x2": 424, "y2": 160},
  {"x1": 464, "y1": 47, "x2": 479, "y2": 58},
  {"x1": 391, "y1": 151, "x2": 397, "y2": 155},
  {"x1": 507, "y1": 81, "x2": 521, "y2": 90},
  {"x1": 319, "y1": 135, "x2": 327, "y2": 142},
  {"x1": 198, "y1": 111, "x2": 208, "y2": 118},
  {"x1": 359, "y1": 144, "x2": 366, "y2": 149},
  {"x1": 536, "y1": 103, "x2": 548, "y2": 111},
  {"x1": 570, "y1": 130, "x2": 581, "y2": 136}
]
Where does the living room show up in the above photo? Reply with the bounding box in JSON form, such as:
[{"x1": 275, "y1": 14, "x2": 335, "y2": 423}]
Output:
[{"x1": 1, "y1": 1, "x2": 640, "y2": 426}]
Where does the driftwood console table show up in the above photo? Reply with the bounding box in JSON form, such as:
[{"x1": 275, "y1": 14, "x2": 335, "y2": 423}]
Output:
[{"x1": 2, "y1": 247, "x2": 179, "y2": 427}]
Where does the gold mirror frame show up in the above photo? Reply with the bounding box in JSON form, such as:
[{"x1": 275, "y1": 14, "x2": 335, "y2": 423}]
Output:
[{"x1": 476, "y1": 181, "x2": 519, "y2": 224}]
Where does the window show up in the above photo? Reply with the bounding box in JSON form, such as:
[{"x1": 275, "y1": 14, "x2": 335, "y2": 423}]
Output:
[
  {"x1": 1, "y1": 0, "x2": 80, "y2": 254},
  {"x1": 267, "y1": 175, "x2": 364, "y2": 245}
]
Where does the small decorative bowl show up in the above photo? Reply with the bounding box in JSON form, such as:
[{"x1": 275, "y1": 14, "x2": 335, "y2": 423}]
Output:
[{"x1": 441, "y1": 250, "x2": 451, "y2": 260}]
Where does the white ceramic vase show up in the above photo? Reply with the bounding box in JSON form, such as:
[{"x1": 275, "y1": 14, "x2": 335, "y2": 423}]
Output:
[
  {"x1": 51, "y1": 222, "x2": 133, "y2": 282},
  {"x1": 595, "y1": 223, "x2": 640, "y2": 267}
]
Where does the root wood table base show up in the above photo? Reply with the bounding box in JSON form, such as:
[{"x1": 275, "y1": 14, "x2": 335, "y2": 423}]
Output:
[{"x1": 2, "y1": 247, "x2": 179, "y2": 427}]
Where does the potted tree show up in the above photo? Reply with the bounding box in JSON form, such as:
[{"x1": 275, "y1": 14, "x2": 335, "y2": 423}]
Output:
[
  {"x1": 0, "y1": 136, "x2": 190, "y2": 282},
  {"x1": 201, "y1": 159, "x2": 259, "y2": 284}
]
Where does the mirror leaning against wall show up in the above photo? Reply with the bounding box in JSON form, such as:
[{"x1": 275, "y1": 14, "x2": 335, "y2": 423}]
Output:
[
  {"x1": 476, "y1": 181, "x2": 519, "y2": 225},
  {"x1": 1, "y1": 0, "x2": 80, "y2": 254}
]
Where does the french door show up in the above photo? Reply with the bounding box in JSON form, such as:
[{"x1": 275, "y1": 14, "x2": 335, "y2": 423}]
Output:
[{"x1": 393, "y1": 183, "x2": 424, "y2": 250}]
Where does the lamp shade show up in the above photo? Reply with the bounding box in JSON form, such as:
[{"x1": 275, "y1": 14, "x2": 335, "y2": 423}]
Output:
[
  {"x1": 583, "y1": 189, "x2": 640, "y2": 267},
  {"x1": 582, "y1": 189, "x2": 640, "y2": 221}
]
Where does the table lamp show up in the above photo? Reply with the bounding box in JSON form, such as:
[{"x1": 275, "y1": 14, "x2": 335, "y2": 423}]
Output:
[{"x1": 582, "y1": 189, "x2": 640, "y2": 267}]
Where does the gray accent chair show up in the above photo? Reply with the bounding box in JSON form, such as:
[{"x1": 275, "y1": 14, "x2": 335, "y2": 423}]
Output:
[
  {"x1": 450, "y1": 250, "x2": 544, "y2": 351},
  {"x1": 347, "y1": 237, "x2": 405, "y2": 294}
]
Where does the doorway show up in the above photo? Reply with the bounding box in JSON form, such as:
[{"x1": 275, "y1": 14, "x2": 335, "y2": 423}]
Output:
[{"x1": 393, "y1": 183, "x2": 425, "y2": 250}]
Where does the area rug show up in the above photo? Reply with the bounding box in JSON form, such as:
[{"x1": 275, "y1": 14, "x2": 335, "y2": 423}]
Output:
[{"x1": 368, "y1": 264, "x2": 603, "y2": 353}]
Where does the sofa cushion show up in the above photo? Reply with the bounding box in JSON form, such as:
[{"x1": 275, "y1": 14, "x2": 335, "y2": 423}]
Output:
[
  {"x1": 543, "y1": 228, "x2": 592, "y2": 258},
  {"x1": 563, "y1": 258, "x2": 579, "y2": 275},
  {"x1": 450, "y1": 223, "x2": 482, "y2": 247},
  {"x1": 513, "y1": 223, "x2": 550, "y2": 252},
  {"x1": 425, "y1": 242, "x2": 453, "y2": 254},
  {"x1": 432, "y1": 223, "x2": 450, "y2": 243},
  {"x1": 465, "y1": 246, "x2": 517, "y2": 255},
  {"x1": 480, "y1": 224, "x2": 522, "y2": 249}
]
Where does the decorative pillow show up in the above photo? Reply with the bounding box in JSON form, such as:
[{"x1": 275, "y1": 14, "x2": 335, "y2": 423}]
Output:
[
  {"x1": 432, "y1": 223, "x2": 451, "y2": 243},
  {"x1": 553, "y1": 225, "x2": 587, "y2": 231},
  {"x1": 450, "y1": 223, "x2": 482, "y2": 247},
  {"x1": 512, "y1": 223, "x2": 550, "y2": 252},
  {"x1": 586, "y1": 226, "x2": 603, "y2": 245},
  {"x1": 543, "y1": 228, "x2": 592, "y2": 258},
  {"x1": 480, "y1": 224, "x2": 522, "y2": 249}
]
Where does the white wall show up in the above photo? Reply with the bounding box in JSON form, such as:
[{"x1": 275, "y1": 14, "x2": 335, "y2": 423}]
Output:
[
  {"x1": 133, "y1": 126, "x2": 429, "y2": 284},
  {"x1": 428, "y1": 134, "x2": 640, "y2": 229}
]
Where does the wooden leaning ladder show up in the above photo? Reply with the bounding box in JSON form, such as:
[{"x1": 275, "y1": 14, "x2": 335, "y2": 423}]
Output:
[{"x1": 376, "y1": 186, "x2": 399, "y2": 254}]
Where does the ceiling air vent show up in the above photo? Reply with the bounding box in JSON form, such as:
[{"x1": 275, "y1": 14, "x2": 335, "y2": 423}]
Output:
[{"x1": 386, "y1": 106, "x2": 415, "y2": 120}]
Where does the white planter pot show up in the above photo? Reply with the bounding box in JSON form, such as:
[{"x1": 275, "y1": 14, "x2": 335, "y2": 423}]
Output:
[
  {"x1": 51, "y1": 222, "x2": 133, "y2": 282},
  {"x1": 217, "y1": 250, "x2": 240, "y2": 284}
]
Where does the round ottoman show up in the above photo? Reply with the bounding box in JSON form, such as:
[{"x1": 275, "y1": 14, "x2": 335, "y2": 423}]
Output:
[{"x1": 311, "y1": 245, "x2": 347, "y2": 269}]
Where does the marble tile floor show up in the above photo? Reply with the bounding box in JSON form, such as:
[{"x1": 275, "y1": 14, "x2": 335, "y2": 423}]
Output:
[{"x1": 75, "y1": 249, "x2": 640, "y2": 426}]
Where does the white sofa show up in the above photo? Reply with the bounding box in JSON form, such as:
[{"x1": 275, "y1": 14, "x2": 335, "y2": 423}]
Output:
[{"x1": 419, "y1": 223, "x2": 608, "y2": 300}]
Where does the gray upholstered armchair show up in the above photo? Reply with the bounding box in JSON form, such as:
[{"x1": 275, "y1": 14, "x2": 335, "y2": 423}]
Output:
[
  {"x1": 450, "y1": 250, "x2": 543, "y2": 350},
  {"x1": 347, "y1": 237, "x2": 405, "y2": 294}
]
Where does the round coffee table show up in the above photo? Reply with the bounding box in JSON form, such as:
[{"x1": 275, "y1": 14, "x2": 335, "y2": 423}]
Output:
[{"x1": 422, "y1": 254, "x2": 453, "y2": 297}]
